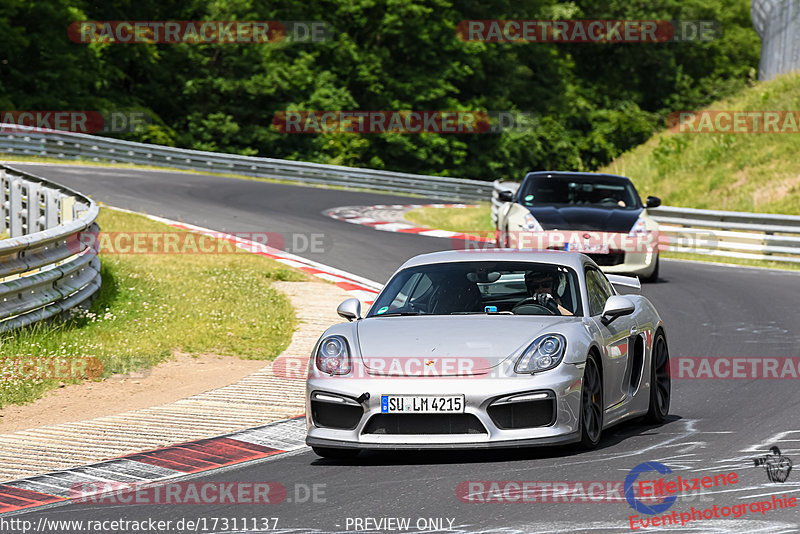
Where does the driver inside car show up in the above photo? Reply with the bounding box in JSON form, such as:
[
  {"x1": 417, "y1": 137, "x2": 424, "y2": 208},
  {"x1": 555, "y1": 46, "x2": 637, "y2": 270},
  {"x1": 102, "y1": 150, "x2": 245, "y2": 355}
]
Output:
[{"x1": 522, "y1": 270, "x2": 573, "y2": 316}]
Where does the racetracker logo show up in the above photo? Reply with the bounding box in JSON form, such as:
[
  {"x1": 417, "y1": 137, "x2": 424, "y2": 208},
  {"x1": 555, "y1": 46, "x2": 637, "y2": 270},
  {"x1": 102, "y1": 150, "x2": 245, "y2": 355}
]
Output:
[
  {"x1": 669, "y1": 357, "x2": 800, "y2": 379},
  {"x1": 456, "y1": 481, "x2": 628, "y2": 503},
  {"x1": 273, "y1": 111, "x2": 541, "y2": 134},
  {"x1": 274, "y1": 355, "x2": 494, "y2": 380},
  {"x1": 668, "y1": 111, "x2": 800, "y2": 133},
  {"x1": 273, "y1": 111, "x2": 491, "y2": 134},
  {"x1": 69, "y1": 481, "x2": 326, "y2": 505},
  {"x1": 68, "y1": 21, "x2": 331, "y2": 44},
  {"x1": 456, "y1": 20, "x2": 719, "y2": 43},
  {"x1": 70, "y1": 231, "x2": 328, "y2": 255},
  {"x1": 0, "y1": 357, "x2": 104, "y2": 380},
  {"x1": 456, "y1": 230, "x2": 660, "y2": 254},
  {"x1": 0, "y1": 111, "x2": 150, "y2": 134}
]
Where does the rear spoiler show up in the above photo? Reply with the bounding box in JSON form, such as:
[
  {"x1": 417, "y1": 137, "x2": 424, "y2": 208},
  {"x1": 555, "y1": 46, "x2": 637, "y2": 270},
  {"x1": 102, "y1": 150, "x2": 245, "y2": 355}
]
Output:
[{"x1": 606, "y1": 274, "x2": 641, "y2": 292}]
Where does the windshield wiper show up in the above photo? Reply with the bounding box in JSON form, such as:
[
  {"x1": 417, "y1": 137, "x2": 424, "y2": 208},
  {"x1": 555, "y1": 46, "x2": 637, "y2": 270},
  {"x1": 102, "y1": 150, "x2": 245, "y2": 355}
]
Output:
[
  {"x1": 377, "y1": 311, "x2": 423, "y2": 317},
  {"x1": 450, "y1": 311, "x2": 514, "y2": 315}
]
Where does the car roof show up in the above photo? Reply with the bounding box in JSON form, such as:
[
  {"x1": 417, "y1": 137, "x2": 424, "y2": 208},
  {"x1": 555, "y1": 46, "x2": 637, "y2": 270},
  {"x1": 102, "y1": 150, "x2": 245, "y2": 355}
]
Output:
[
  {"x1": 397, "y1": 249, "x2": 592, "y2": 272},
  {"x1": 523, "y1": 171, "x2": 633, "y2": 183}
]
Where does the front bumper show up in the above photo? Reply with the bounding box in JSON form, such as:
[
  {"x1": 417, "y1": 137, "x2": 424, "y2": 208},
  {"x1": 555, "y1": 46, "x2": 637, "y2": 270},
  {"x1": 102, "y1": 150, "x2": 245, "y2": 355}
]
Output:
[
  {"x1": 305, "y1": 363, "x2": 584, "y2": 450},
  {"x1": 509, "y1": 230, "x2": 659, "y2": 278},
  {"x1": 593, "y1": 249, "x2": 658, "y2": 277}
]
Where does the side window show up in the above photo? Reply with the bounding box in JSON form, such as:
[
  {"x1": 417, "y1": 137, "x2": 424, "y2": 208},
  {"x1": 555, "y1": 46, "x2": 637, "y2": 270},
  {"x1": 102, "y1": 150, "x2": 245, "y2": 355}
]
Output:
[
  {"x1": 389, "y1": 273, "x2": 433, "y2": 310},
  {"x1": 586, "y1": 268, "x2": 612, "y2": 316},
  {"x1": 597, "y1": 270, "x2": 615, "y2": 297},
  {"x1": 407, "y1": 274, "x2": 433, "y2": 305}
]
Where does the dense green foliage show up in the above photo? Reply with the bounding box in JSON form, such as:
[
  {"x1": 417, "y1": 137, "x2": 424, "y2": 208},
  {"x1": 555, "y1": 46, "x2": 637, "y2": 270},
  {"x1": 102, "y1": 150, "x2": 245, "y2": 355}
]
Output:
[{"x1": 0, "y1": 0, "x2": 760, "y2": 180}]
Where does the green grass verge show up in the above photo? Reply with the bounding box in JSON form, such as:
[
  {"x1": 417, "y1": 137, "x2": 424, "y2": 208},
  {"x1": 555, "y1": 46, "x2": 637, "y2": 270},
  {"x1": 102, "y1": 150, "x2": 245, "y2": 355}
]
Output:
[
  {"x1": 404, "y1": 203, "x2": 494, "y2": 235},
  {"x1": 0, "y1": 208, "x2": 307, "y2": 408},
  {"x1": 602, "y1": 72, "x2": 800, "y2": 215}
]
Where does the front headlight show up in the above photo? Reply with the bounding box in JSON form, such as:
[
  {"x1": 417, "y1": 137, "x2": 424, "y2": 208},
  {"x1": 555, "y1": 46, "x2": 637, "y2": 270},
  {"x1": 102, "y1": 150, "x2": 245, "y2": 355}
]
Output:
[
  {"x1": 515, "y1": 334, "x2": 567, "y2": 374},
  {"x1": 521, "y1": 212, "x2": 544, "y2": 232},
  {"x1": 315, "y1": 336, "x2": 352, "y2": 375},
  {"x1": 628, "y1": 216, "x2": 650, "y2": 236}
]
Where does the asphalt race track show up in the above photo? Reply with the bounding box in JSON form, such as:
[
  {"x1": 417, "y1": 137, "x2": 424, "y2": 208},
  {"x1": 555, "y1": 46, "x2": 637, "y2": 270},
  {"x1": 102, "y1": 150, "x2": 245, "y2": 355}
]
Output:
[{"x1": 8, "y1": 163, "x2": 800, "y2": 533}]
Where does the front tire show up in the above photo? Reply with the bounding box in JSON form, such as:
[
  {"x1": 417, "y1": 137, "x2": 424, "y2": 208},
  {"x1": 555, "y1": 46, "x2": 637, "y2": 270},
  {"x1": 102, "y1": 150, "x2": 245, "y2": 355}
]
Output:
[
  {"x1": 644, "y1": 332, "x2": 670, "y2": 423},
  {"x1": 643, "y1": 255, "x2": 659, "y2": 283},
  {"x1": 579, "y1": 354, "x2": 603, "y2": 449},
  {"x1": 312, "y1": 446, "x2": 360, "y2": 460}
]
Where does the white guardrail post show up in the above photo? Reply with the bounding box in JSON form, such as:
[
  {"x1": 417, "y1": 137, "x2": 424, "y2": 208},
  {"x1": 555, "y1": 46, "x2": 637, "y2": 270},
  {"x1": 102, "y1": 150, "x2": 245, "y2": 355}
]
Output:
[
  {"x1": 491, "y1": 180, "x2": 800, "y2": 264},
  {"x1": 0, "y1": 164, "x2": 101, "y2": 332}
]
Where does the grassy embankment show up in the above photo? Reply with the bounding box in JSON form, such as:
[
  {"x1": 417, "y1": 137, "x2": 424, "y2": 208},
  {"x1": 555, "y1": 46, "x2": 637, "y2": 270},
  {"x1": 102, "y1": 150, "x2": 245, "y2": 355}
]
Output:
[
  {"x1": 407, "y1": 73, "x2": 800, "y2": 271},
  {"x1": 0, "y1": 208, "x2": 306, "y2": 407}
]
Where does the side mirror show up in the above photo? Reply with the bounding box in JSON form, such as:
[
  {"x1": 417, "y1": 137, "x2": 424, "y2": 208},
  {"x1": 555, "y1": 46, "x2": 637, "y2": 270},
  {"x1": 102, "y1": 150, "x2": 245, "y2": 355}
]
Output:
[
  {"x1": 498, "y1": 190, "x2": 514, "y2": 202},
  {"x1": 337, "y1": 298, "x2": 362, "y2": 321},
  {"x1": 646, "y1": 196, "x2": 661, "y2": 208},
  {"x1": 601, "y1": 295, "x2": 635, "y2": 325}
]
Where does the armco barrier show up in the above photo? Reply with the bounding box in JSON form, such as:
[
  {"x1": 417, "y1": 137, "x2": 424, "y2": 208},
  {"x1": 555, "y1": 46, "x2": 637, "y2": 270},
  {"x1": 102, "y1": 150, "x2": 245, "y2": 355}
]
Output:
[
  {"x1": 4, "y1": 124, "x2": 796, "y2": 264},
  {"x1": 492, "y1": 180, "x2": 800, "y2": 264},
  {"x1": 0, "y1": 126, "x2": 493, "y2": 202},
  {"x1": 0, "y1": 164, "x2": 100, "y2": 331}
]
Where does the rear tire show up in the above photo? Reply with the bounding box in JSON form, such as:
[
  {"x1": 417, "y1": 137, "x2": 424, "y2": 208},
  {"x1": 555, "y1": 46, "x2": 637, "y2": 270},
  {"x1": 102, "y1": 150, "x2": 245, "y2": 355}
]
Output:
[
  {"x1": 312, "y1": 446, "x2": 360, "y2": 460},
  {"x1": 579, "y1": 354, "x2": 603, "y2": 449},
  {"x1": 644, "y1": 332, "x2": 670, "y2": 424}
]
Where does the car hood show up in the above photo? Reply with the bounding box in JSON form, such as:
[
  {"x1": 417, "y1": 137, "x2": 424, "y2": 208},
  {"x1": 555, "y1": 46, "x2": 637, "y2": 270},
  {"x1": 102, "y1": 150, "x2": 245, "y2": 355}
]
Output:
[
  {"x1": 356, "y1": 315, "x2": 576, "y2": 375},
  {"x1": 529, "y1": 205, "x2": 642, "y2": 232}
]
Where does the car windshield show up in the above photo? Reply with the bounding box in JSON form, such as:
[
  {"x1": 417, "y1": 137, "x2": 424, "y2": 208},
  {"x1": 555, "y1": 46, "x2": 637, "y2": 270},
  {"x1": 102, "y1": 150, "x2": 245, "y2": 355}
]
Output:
[
  {"x1": 519, "y1": 175, "x2": 641, "y2": 210},
  {"x1": 367, "y1": 261, "x2": 582, "y2": 317}
]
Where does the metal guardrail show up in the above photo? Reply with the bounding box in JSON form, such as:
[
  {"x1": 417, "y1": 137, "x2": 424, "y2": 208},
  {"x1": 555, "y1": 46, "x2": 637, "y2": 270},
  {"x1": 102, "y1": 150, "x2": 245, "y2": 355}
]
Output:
[
  {"x1": 491, "y1": 180, "x2": 800, "y2": 264},
  {"x1": 0, "y1": 126, "x2": 494, "y2": 202},
  {"x1": 0, "y1": 164, "x2": 101, "y2": 331}
]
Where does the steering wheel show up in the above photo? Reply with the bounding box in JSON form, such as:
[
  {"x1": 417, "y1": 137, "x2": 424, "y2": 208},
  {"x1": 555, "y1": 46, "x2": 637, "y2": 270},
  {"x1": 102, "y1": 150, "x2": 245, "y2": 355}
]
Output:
[
  {"x1": 512, "y1": 298, "x2": 557, "y2": 316},
  {"x1": 598, "y1": 197, "x2": 618, "y2": 204}
]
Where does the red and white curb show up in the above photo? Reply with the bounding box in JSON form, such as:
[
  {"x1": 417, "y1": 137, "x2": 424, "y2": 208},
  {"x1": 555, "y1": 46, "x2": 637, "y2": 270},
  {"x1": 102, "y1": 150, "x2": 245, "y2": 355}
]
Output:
[
  {"x1": 0, "y1": 417, "x2": 306, "y2": 514},
  {"x1": 325, "y1": 204, "x2": 494, "y2": 243},
  {"x1": 110, "y1": 207, "x2": 383, "y2": 304},
  {"x1": 0, "y1": 207, "x2": 380, "y2": 515}
]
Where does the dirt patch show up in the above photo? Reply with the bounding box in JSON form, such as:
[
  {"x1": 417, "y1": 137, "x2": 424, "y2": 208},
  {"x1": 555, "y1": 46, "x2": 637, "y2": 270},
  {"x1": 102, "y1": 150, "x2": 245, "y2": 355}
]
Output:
[
  {"x1": 0, "y1": 351, "x2": 267, "y2": 433},
  {"x1": 753, "y1": 174, "x2": 800, "y2": 207}
]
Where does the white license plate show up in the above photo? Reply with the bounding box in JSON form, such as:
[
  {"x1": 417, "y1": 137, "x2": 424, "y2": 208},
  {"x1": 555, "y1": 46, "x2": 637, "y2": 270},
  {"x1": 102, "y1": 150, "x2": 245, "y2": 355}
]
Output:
[
  {"x1": 381, "y1": 395, "x2": 465, "y2": 413},
  {"x1": 565, "y1": 242, "x2": 610, "y2": 254}
]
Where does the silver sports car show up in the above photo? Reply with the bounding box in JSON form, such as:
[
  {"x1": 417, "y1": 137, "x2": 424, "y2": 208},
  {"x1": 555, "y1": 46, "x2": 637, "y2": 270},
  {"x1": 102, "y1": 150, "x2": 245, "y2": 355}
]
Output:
[{"x1": 305, "y1": 250, "x2": 670, "y2": 459}]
